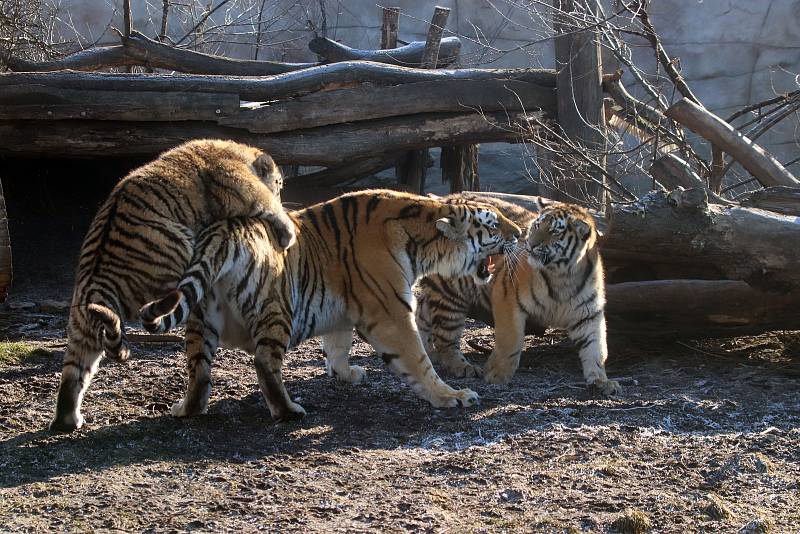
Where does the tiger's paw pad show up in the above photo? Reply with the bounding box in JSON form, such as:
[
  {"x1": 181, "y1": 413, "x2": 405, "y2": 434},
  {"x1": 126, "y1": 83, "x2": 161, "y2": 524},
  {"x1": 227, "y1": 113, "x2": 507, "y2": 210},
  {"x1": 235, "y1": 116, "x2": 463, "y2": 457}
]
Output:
[
  {"x1": 330, "y1": 365, "x2": 366, "y2": 385},
  {"x1": 432, "y1": 388, "x2": 480, "y2": 408},
  {"x1": 591, "y1": 379, "x2": 622, "y2": 397},
  {"x1": 483, "y1": 365, "x2": 514, "y2": 385}
]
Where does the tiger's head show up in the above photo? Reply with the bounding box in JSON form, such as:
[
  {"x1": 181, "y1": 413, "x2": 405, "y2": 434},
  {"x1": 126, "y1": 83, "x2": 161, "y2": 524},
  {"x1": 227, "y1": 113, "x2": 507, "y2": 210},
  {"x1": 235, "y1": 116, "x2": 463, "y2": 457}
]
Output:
[
  {"x1": 434, "y1": 201, "x2": 521, "y2": 283},
  {"x1": 525, "y1": 199, "x2": 600, "y2": 272}
]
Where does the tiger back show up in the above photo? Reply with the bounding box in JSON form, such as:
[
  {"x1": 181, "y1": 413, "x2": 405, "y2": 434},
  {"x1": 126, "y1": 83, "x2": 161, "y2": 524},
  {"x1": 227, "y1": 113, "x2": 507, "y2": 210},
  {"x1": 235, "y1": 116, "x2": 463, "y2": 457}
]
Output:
[
  {"x1": 416, "y1": 194, "x2": 621, "y2": 396},
  {"x1": 139, "y1": 189, "x2": 522, "y2": 420},
  {"x1": 50, "y1": 139, "x2": 295, "y2": 433}
]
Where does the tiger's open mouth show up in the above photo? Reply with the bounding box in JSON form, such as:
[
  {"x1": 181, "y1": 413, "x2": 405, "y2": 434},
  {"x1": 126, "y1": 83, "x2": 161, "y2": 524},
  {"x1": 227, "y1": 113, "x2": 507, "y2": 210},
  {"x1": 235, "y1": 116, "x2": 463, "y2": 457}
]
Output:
[{"x1": 477, "y1": 255, "x2": 497, "y2": 280}]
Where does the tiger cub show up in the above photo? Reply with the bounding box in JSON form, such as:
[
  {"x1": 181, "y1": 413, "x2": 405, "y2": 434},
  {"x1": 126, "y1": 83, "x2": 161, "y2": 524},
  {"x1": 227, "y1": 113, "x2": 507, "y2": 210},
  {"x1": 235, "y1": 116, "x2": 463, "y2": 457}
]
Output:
[
  {"x1": 416, "y1": 194, "x2": 621, "y2": 396},
  {"x1": 139, "y1": 189, "x2": 521, "y2": 419},
  {"x1": 50, "y1": 139, "x2": 295, "y2": 432}
]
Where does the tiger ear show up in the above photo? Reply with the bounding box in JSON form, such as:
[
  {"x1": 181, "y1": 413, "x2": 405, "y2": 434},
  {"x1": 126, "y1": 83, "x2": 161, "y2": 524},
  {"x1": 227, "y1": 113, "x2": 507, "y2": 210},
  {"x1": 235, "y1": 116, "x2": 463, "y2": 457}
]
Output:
[
  {"x1": 436, "y1": 216, "x2": 466, "y2": 239},
  {"x1": 254, "y1": 153, "x2": 279, "y2": 180},
  {"x1": 535, "y1": 197, "x2": 550, "y2": 212},
  {"x1": 572, "y1": 218, "x2": 593, "y2": 240}
]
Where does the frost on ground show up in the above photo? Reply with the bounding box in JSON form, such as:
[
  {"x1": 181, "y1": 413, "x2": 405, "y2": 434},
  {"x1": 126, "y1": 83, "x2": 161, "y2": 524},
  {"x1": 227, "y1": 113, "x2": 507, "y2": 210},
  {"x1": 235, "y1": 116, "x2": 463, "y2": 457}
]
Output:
[{"x1": 1, "y1": 309, "x2": 798, "y2": 533}]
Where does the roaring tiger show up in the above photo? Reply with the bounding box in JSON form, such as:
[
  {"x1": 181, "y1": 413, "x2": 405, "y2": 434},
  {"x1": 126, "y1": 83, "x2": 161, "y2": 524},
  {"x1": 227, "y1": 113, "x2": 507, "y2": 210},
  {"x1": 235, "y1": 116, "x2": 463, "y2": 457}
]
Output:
[
  {"x1": 416, "y1": 193, "x2": 621, "y2": 396},
  {"x1": 139, "y1": 189, "x2": 522, "y2": 420},
  {"x1": 50, "y1": 139, "x2": 296, "y2": 432}
]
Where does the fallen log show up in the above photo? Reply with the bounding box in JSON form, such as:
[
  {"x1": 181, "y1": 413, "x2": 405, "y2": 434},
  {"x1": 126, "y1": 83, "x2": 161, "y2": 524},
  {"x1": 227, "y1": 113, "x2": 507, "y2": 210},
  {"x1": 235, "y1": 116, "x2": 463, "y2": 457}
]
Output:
[
  {"x1": 0, "y1": 111, "x2": 536, "y2": 165},
  {"x1": 602, "y1": 188, "x2": 800, "y2": 290},
  {"x1": 3, "y1": 31, "x2": 318, "y2": 74},
  {"x1": 218, "y1": 79, "x2": 555, "y2": 134},
  {"x1": 0, "y1": 63, "x2": 556, "y2": 101},
  {"x1": 738, "y1": 186, "x2": 800, "y2": 217},
  {"x1": 605, "y1": 280, "x2": 800, "y2": 337},
  {"x1": 650, "y1": 153, "x2": 733, "y2": 205},
  {"x1": 665, "y1": 98, "x2": 799, "y2": 188},
  {"x1": 288, "y1": 153, "x2": 403, "y2": 188},
  {"x1": 308, "y1": 36, "x2": 461, "y2": 67}
]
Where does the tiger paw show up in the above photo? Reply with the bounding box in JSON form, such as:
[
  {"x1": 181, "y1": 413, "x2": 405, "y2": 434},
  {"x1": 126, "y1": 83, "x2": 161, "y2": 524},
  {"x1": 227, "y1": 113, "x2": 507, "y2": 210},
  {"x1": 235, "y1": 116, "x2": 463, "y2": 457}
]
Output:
[
  {"x1": 591, "y1": 378, "x2": 622, "y2": 397},
  {"x1": 430, "y1": 387, "x2": 480, "y2": 408},
  {"x1": 170, "y1": 399, "x2": 208, "y2": 418},
  {"x1": 276, "y1": 401, "x2": 306, "y2": 422},
  {"x1": 483, "y1": 363, "x2": 514, "y2": 385},
  {"x1": 443, "y1": 357, "x2": 483, "y2": 378},
  {"x1": 49, "y1": 412, "x2": 84, "y2": 433},
  {"x1": 329, "y1": 364, "x2": 366, "y2": 385}
]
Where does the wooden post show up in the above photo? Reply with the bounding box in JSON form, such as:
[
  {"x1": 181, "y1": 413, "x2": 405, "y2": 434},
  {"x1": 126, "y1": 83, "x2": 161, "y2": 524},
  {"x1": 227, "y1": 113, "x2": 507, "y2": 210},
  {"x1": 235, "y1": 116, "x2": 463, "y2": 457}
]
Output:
[
  {"x1": 441, "y1": 145, "x2": 480, "y2": 192},
  {"x1": 550, "y1": 0, "x2": 606, "y2": 205},
  {"x1": 381, "y1": 7, "x2": 400, "y2": 49},
  {"x1": 0, "y1": 178, "x2": 11, "y2": 303},
  {"x1": 398, "y1": 6, "x2": 451, "y2": 194}
]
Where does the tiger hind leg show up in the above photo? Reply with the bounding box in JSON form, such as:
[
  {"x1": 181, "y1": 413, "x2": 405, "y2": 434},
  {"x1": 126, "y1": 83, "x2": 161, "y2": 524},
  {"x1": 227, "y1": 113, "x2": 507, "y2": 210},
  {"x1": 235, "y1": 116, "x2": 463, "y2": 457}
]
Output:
[
  {"x1": 50, "y1": 335, "x2": 103, "y2": 432},
  {"x1": 171, "y1": 309, "x2": 219, "y2": 417},
  {"x1": 322, "y1": 329, "x2": 366, "y2": 384},
  {"x1": 568, "y1": 314, "x2": 622, "y2": 396},
  {"x1": 416, "y1": 285, "x2": 480, "y2": 378},
  {"x1": 253, "y1": 340, "x2": 306, "y2": 421}
]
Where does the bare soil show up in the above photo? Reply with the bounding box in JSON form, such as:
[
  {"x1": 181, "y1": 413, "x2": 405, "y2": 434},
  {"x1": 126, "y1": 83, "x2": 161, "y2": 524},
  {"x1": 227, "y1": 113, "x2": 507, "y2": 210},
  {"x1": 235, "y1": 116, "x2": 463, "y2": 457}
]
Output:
[{"x1": 1, "y1": 307, "x2": 798, "y2": 533}]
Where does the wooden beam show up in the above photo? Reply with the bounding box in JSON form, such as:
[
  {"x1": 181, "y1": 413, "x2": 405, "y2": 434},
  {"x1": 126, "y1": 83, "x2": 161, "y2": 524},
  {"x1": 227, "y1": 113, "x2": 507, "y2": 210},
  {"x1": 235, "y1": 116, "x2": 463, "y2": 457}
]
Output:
[
  {"x1": 0, "y1": 86, "x2": 239, "y2": 121},
  {"x1": 288, "y1": 153, "x2": 403, "y2": 188},
  {"x1": 0, "y1": 111, "x2": 535, "y2": 165},
  {"x1": 381, "y1": 7, "x2": 400, "y2": 50},
  {"x1": 0, "y1": 65, "x2": 556, "y2": 102},
  {"x1": 665, "y1": 98, "x2": 799, "y2": 188},
  {"x1": 552, "y1": 0, "x2": 607, "y2": 204},
  {"x1": 218, "y1": 79, "x2": 555, "y2": 133},
  {"x1": 309, "y1": 36, "x2": 461, "y2": 68},
  {"x1": 0, "y1": 178, "x2": 11, "y2": 303},
  {"x1": 738, "y1": 186, "x2": 800, "y2": 216},
  {"x1": 420, "y1": 7, "x2": 451, "y2": 69}
]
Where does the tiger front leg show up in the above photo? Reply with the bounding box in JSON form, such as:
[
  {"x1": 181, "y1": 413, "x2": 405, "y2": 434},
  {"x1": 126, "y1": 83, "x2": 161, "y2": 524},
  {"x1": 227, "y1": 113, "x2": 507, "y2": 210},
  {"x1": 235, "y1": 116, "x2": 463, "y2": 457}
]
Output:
[
  {"x1": 322, "y1": 330, "x2": 366, "y2": 384},
  {"x1": 363, "y1": 316, "x2": 479, "y2": 409},
  {"x1": 171, "y1": 310, "x2": 218, "y2": 418},
  {"x1": 568, "y1": 313, "x2": 621, "y2": 396},
  {"x1": 415, "y1": 290, "x2": 480, "y2": 378},
  {"x1": 483, "y1": 301, "x2": 526, "y2": 385}
]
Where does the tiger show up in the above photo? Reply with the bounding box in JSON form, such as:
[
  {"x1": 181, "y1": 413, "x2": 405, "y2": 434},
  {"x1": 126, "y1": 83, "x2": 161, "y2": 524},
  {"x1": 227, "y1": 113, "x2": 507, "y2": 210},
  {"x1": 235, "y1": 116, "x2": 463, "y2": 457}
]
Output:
[
  {"x1": 50, "y1": 139, "x2": 296, "y2": 433},
  {"x1": 416, "y1": 193, "x2": 621, "y2": 396},
  {"x1": 138, "y1": 189, "x2": 522, "y2": 420}
]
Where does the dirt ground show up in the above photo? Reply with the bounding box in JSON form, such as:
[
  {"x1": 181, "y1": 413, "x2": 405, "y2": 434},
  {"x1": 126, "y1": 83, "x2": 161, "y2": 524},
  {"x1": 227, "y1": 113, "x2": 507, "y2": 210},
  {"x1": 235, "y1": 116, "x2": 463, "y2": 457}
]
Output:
[
  {"x1": 1, "y1": 306, "x2": 798, "y2": 533},
  {"x1": 1, "y1": 165, "x2": 799, "y2": 532}
]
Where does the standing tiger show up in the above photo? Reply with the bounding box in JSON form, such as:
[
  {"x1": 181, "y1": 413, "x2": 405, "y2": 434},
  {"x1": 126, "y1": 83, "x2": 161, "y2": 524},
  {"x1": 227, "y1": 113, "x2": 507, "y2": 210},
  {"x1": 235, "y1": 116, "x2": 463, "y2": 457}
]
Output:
[
  {"x1": 416, "y1": 194, "x2": 621, "y2": 396},
  {"x1": 50, "y1": 139, "x2": 296, "y2": 433},
  {"x1": 139, "y1": 189, "x2": 521, "y2": 420}
]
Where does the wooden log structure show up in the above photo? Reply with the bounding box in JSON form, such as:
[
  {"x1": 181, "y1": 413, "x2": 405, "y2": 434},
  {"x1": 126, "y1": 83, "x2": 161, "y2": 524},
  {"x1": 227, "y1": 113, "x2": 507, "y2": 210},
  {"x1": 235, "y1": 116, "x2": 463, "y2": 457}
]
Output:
[
  {"x1": 0, "y1": 179, "x2": 11, "y2": 303},
  {"x1": 737, "y1": 186, "x2": 800, "y2": 216}
]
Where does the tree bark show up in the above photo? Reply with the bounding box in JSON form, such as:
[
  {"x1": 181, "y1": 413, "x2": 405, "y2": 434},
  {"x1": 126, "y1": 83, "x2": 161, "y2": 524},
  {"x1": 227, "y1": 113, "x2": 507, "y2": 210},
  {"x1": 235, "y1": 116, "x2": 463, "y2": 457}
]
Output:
[
  {"x1": 665, "y1": 98, "x2": 799, "y2": 188},
  {"x1": 0, "y1": 65, "x2": 556, "y2": 102},
  {"x1": 0, "y1": 111, "x2": 534, "y2": 165},
  {"x1": 738, "y1": 186, "x2": 800, "y2": 216},
  {"x1": 0, "y1": 178, "x2": 11, "y2": 303},
  {"x1": 218, "y1": 79, "x2": 555, "y2": 134}
]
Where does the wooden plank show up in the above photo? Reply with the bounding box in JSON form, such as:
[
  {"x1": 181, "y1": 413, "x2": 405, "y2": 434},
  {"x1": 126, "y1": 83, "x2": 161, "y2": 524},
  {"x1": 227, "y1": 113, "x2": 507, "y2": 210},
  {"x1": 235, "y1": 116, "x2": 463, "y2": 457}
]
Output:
[
  {"x1": 381, "y1": 7, "x2": 400, "y2": 49},
  {"x1": 218, "y1": 79, "x2": 554, "y2": 133},
  {"x1": 0, "y1": 86, "x2": 239, "y2": 121},
  {"x1": 552, "y1": 0, "x2": 607, "y2": 203},
  {"x1": 0, "y1": 66, "x2": 556, "y2": 102},
  {"x1": 0, "y1": 111, "x2": 536, "y2": 166},
  {"x1": 0, "y1": 178, "x2": 11, "y2": 303}
]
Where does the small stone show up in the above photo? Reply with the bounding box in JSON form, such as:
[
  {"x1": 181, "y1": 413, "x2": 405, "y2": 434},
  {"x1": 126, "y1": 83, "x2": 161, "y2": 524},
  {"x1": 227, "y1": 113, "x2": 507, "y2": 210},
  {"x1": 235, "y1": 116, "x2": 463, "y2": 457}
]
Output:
[
  {"x1": 38, "y1": 300, "x2": 70, "y2": 314},
  {"x1": 499, "y1": 488, "x2": 524, "y2": 503},
  {"x1": 702, "y1": 494, "x2": 733, "y2": 520},
  {"x1": 739, "y1": 517, "x2": 772, "y2": 534}
]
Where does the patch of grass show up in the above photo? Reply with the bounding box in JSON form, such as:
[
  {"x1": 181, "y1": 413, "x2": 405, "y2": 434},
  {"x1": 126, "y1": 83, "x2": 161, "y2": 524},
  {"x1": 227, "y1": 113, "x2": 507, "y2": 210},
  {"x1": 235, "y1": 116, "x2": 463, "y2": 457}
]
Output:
[
  {"x1": 0, "y1": 341, "x2": 37, "y2": 365},
  {"x1": 611, "y1": 509, "x2": 651, "y2": 533}
]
